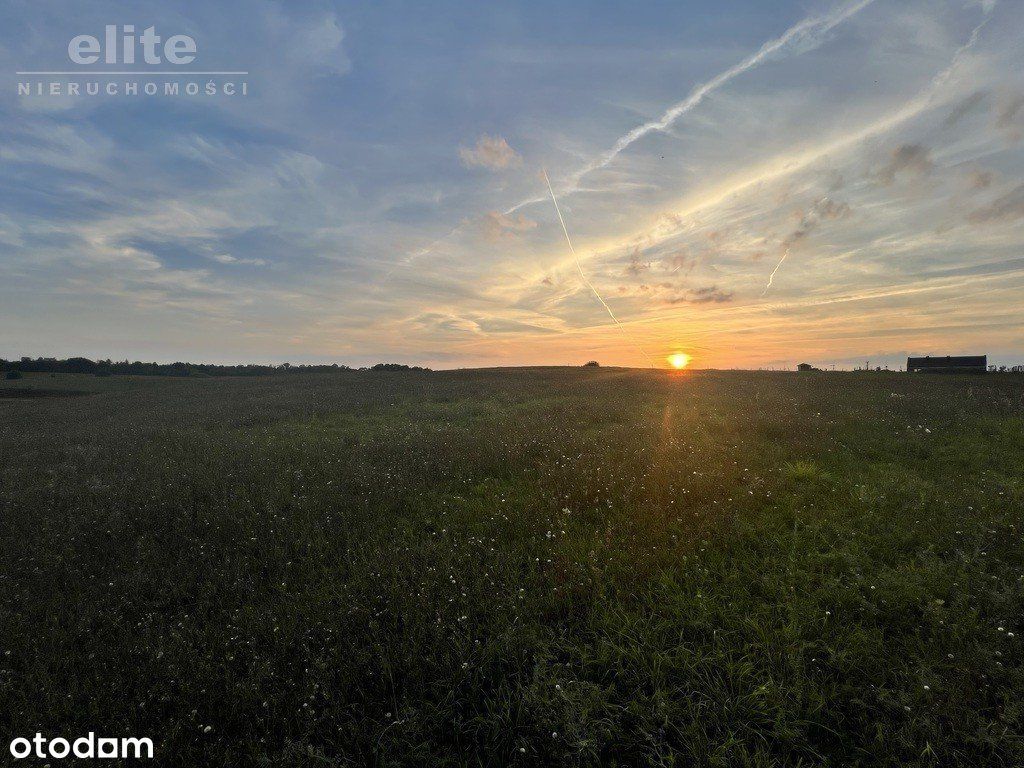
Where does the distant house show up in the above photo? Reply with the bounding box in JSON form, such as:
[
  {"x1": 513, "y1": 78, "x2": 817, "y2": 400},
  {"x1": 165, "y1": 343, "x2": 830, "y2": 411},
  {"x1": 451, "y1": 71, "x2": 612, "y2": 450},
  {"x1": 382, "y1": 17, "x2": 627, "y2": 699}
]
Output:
[
  {"x1": 797, "y1": 363, "x2": 818, "y2": 372},
  {"x1": 907, "y1": 355, "x2": 986, "y2": 374}
]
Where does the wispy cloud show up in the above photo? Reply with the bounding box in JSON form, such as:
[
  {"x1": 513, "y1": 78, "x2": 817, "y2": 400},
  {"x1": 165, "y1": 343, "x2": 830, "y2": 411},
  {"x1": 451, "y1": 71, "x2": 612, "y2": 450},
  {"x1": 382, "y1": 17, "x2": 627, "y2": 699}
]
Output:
[
  {"x1": 482, "y1": 210, "x2": 536, "y2": 241},
  {"x1": 967, "y1": 183, "x2": 1024, "y2": 224},
  {"x1": 668, "y1": 285, "x2": 734, "y2": 304},
  {"x1": 943, "y1": 90, "x2": 987, "y2": 127},
  {"x1": 874, "y1": 144, "x2": 933, "y2": 186},
  {"x1": 213, "y1": 253, "x2": 267, "y2": 266},
  {"x1": 459, "y1": 135, "x2": 522, "y2": 171}
]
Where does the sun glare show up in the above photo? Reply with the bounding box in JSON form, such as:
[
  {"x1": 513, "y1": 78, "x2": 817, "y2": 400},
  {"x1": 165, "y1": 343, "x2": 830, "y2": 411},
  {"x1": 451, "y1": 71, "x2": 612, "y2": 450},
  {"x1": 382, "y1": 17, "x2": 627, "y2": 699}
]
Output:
[{"x1": 667, "y1": 353, "x2": 691, "y2": 370}]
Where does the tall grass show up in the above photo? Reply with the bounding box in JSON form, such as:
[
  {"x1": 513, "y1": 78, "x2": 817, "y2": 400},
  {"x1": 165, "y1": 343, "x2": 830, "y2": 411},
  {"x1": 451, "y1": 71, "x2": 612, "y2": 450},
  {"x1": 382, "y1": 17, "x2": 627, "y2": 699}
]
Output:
[{"x1": 1, "y1": 369, "x2": 1022, "y2": 765}]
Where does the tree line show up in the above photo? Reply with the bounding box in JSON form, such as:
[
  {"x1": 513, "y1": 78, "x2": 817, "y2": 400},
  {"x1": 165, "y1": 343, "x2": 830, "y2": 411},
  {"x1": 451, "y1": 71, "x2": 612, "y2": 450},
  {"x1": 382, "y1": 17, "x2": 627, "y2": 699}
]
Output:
[{"x1": 1, "y1": 357, "x2": 430, "y2": 378}]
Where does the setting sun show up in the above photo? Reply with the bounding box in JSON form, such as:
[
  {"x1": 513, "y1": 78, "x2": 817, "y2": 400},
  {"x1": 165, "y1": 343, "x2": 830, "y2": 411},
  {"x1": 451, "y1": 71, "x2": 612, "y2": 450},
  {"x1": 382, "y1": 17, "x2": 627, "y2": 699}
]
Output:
[{"x1": 667, "y1": 353, "x2": 692, "y2": 369}]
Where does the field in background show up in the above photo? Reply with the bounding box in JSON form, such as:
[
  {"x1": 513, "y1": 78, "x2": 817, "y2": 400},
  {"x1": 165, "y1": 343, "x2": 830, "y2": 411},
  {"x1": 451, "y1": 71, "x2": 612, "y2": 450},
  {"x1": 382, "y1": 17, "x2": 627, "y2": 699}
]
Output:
[{"x1": 2, "y1": 368, "x2": 1023, "y2": 766}]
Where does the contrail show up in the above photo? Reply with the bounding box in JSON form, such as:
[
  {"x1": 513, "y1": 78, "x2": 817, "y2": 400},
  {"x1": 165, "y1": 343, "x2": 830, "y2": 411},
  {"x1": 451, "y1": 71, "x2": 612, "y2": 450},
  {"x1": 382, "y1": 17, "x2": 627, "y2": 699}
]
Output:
[
  {"x1": 755, "y1": 2, "x2": 995, "y2": 299},
  {"x1": 543, "y1": 168, "x2": 656, "y2": 368},
  {"x1": 509, "y1": 0, "x2": 879, "y2": 214},
  {"x1": 761, "y1": 249, "x2": 789, "y2": 296},
  {"x1": 398, "y1": 0, "x2": 878, "y2": 269},
  {"x1": 599, "y1": 7, "x2": 997, "y2": 270}
]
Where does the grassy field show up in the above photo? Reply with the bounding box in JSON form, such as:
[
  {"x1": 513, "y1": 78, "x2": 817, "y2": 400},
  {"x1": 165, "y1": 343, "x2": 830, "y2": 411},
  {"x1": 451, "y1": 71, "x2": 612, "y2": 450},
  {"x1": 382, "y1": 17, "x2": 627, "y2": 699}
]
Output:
[{"x1": 1, "y1": 368, "x2": 1023, "y2": 766}]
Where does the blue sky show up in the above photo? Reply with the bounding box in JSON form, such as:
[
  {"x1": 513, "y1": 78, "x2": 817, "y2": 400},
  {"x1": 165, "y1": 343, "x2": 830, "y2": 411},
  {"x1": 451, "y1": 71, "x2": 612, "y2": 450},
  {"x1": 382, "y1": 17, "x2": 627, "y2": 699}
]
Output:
[{"x1": 1, "y1": 0, "x2": 1022, "y2": 368}]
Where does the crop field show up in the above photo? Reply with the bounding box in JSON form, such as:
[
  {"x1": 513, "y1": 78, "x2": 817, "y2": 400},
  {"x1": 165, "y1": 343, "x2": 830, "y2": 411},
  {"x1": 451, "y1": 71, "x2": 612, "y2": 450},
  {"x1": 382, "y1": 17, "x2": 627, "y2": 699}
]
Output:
[{"x1": 1, "y1": 368, "x2": 1023, "y2": 766}]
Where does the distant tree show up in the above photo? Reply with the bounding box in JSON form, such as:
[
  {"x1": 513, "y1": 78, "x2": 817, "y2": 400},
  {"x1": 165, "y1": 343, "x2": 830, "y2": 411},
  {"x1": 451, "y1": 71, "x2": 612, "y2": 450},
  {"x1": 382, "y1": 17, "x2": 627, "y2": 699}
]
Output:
[
  {"x1": 64, "y1": 357, "x2": 98, "y2": 374},
  {"x1": 0, "y1": 355, "x2": 357, "y2": 378},
  {"x1": 5, "y1": 370, "x2": 22, "y2": 380},
  {"x1": 371, "y1": 363, "x2": 430, "y2": 371},
  {"x1": 583, "y1": 361, "x2": 600, "y2": 367}
]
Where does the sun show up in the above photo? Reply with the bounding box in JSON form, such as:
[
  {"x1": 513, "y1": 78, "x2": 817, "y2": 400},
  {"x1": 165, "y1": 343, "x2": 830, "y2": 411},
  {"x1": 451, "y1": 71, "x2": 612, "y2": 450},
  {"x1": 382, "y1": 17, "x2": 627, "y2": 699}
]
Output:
[{"x1": 667, "y1": 353, "x2": 691, "y2": 370}]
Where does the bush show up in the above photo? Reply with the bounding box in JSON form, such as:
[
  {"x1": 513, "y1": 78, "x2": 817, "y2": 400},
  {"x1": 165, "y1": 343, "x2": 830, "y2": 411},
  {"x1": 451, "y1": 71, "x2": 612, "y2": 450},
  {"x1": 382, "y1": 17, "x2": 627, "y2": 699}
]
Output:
[{"x1": 5, "y1": 370, "x2": 23, "y2": 380}]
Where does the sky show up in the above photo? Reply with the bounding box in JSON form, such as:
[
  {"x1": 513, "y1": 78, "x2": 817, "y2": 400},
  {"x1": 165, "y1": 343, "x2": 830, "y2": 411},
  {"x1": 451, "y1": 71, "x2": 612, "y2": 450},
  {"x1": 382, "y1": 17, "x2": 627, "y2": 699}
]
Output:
[{"x1": 1, "y1": 0, "x2": 1022, "y2": 370}]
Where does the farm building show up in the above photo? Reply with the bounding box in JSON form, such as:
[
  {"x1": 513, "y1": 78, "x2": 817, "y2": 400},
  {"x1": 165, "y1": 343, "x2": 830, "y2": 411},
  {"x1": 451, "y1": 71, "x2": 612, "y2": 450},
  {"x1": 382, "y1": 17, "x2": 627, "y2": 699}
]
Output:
[{"x1": 906, "y1": 355, "x2": 987, "y2": 373}]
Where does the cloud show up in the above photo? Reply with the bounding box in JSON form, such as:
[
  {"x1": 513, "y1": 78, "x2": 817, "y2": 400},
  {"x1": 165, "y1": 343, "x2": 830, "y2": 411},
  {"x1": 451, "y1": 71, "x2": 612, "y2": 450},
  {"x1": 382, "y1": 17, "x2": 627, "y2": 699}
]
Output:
[
  {"x1": 666, "y1": 250, "x2": 693, "y2": 273},
  {"x1": 482, "y1": 211, "x2": 536, "y2": 241},
  {"x1": 410, "y1": 310, "x2": 558, "y2": 337},
  {"x1": 995, "y1": 93, "x2": 1024, "y2": 128},
  {"x1": 475, "y1": 317, "x2": 560, "y2": 335},
  {"x1": 781, "y1": 196, "x2": 852, "y2": 250},
  {"x1": 995, "y1": 93, "x2": 1024, "y2": 140},
  {"x1": 667, "y1": 285, "x2": 734, "y2": 304},
  {"x1": 813, "y1": 197, "x2": 852, "y2": 221},
  {"x1": 298, "y1": 15, "x2": 348, "y2": 70},
  {"x1": 459, "y1": 135, "x2": 522, "y2": 171},
  {"x1": 213, "y1": 253, "x2": 267, "y2": 266},
  {"x1": 943, "y1": 90, "x2": 987, "y2": 128},
  {"x1": 967, "y1": 170, "x2": 994, "y2": 189},
  {"x1": 874, "y1": 144, "x2": 933, "y2": 186},
  {"x1": 265, "y1": 9, "x2": 351, "y2": 75},
  {"x1": 967, "y1": 184, "x2": 1024, "y2": 224},
  {"x1": 624, "y1": 247, "x2": 650, "y2": 276},
  {"x1": 411, "y1": 311, "x2": 480, "y2": 336}
]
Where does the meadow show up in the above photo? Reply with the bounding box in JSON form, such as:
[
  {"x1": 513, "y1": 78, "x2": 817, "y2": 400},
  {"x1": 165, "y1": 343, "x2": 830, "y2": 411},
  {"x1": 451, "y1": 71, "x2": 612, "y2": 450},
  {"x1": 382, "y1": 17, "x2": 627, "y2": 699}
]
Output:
[{"x1": 1, "y1": 367, "x2": 1022, "y2": 766}]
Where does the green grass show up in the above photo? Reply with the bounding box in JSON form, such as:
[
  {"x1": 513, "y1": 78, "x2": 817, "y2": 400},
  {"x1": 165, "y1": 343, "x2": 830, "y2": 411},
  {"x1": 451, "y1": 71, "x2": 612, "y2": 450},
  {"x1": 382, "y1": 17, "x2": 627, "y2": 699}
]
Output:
[{"x1": 1, "y1": 368, "x2": 1022, "y2": 766}]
